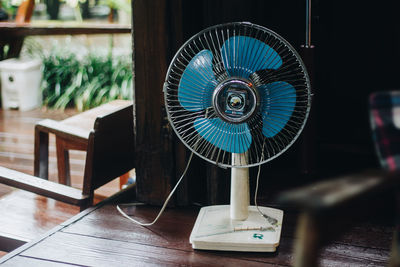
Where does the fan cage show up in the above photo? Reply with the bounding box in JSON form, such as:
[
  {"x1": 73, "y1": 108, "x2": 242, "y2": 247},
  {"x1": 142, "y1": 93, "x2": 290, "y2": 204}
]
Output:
[{"x1": 164, "y1": 22, "x2": 312, "y2": 168}]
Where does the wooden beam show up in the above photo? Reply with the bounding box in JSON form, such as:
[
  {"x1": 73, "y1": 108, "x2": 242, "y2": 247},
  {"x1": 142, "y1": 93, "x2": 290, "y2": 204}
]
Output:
[
  {"x1": 133, "y1": 0, "x2": 182, "y2": 205},
  {"x1": 0, "y1": 23, "x2": 131, "y2": 37}
]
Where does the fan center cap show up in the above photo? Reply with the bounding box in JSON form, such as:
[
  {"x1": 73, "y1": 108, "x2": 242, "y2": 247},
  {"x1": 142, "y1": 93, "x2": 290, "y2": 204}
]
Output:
[{"x1": 212, "y1": 78, "x2": 258, "y2": 123}]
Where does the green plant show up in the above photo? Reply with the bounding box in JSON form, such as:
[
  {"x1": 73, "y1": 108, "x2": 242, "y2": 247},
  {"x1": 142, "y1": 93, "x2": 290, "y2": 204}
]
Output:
[
  {"x1": 41, "y1": 48, "x2": 133, "y2": 111},
  {"x1": 1, "y1": 0, "x2": 20, "y2": 18},
  {"x1": 101, "y1": 0, "x2": 130, "y2": 12}
]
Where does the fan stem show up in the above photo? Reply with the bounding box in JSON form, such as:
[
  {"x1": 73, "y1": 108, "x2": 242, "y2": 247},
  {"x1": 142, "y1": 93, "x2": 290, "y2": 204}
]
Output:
[{"x1": 230, "y1": 153, "x2": 250, "y2": 220}]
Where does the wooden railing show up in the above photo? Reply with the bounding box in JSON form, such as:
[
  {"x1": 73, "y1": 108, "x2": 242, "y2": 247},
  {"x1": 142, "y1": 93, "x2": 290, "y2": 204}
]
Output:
[{"x1": 0, "y1": 0, "x2": 131, "y2": 60}]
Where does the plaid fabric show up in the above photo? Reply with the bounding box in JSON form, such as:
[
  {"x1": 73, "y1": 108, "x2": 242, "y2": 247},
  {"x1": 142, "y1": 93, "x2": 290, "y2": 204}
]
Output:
[{"x1": 370, "y1": 91, "x2": 400, "y2": 171}]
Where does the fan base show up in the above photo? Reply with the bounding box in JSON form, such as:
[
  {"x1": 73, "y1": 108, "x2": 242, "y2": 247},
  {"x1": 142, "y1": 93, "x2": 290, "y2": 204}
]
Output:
[{"x1": 189, "y1": 205, "x2": 283, "y2": 252}]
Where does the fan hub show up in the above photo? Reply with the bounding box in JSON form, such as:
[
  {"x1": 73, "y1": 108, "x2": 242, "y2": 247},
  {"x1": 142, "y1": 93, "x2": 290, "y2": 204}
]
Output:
[{"x1": 212, "y1": 78, "x2": 258, "y2": 124}]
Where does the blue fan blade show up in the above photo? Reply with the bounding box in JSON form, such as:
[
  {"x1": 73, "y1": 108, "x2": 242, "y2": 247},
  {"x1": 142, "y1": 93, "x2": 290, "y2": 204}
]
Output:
[
  {"x1": 221, "y1": 36, "x2": 282, "y2": 78},
  {"x1": 259, "y1": 81, "x2": 296, "y2": 138},
  {"x1": 194, "y1": 117, "x2": 252, "y2": 153},
  {"x1": 178, "y1": 50, "x2": 217, "y2": 111}
]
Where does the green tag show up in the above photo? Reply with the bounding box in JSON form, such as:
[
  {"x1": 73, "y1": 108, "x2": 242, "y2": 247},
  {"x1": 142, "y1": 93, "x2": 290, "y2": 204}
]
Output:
[{"x1": 253, "y1": 233, "x2": 264, "y2": 240}]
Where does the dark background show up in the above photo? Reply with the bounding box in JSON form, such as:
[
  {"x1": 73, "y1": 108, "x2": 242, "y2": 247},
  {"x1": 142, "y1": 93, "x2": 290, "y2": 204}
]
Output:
[
  {"x1": 176, "y1": 0, "x2": 400, "y2": 204},
  {"x1": 134, "y1": 0, "x2": 400, "y2": 206}
]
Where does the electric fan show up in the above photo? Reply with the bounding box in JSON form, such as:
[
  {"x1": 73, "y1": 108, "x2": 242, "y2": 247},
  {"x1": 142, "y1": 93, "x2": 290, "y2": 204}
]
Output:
[{"x1": 163, "y1": 22, "x2": 311, "y2": 252}]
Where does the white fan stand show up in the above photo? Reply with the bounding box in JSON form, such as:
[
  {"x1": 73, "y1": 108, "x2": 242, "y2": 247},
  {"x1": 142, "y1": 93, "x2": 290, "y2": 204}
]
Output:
[{"x1": 189, "y1": 153, "x2": 284, "y2": 252}]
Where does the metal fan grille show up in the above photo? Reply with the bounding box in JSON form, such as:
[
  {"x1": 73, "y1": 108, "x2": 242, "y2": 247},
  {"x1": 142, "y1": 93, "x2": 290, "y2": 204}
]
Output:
[{"x1": 164, "y1": 22, "x2": 311, "y2": 168}]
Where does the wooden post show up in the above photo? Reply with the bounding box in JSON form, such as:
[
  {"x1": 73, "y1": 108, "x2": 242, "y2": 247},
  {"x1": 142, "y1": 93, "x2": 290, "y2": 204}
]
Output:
[{"x1": 133, "y1": 0, "x2": 183, "y2": 205}]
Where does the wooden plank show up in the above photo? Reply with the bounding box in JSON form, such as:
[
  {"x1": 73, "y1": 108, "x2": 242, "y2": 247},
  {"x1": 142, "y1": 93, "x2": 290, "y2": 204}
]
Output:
[
  {"x1": 18, "y1": 231, "x2": 285, "y2": 266},
  {"x1": 319, "y1": 243, "x2": 389, "y2": 266},
  {"x1": 0, "y1": 22, "x2": 131, "y2": 37},
  {"x1": 61, "y1": 205, "x2": 198, "y2": 251},
  {"x1": 62, "y1": 100, "x2": 132, "y2": 131},
  {"x1": 0, "y1": 184, "x2": 13, "y2": 198},
  {"x1": 60, "y1": 204, "x2": 391, "y2": 266},
  {"x1": 63, "y1": 203, "x2": 393, "y2": 250},
  {"x1": 0, "y1": 198, "x2": 100, "y2": 264},
  {"x1": 0, "y1": 161, "x2": 85, "y2": 188},
  {"x1": 0, "y1": 190, "x2": 78, "y2": 245},
  {"x1": 1, "y1": 256, "x2": 73, "y2": 267},
  {"x1": 0, "y1": 166, "x2": 89, "y2": 205},
  {"x1": 36, "y1": 119, "x2": 89, "y2": 143},
  {"x1": 60, "y1": 205, "x2": 293, "y2": 265},
  {"x1": 333, "y1": 223, "x2": 393, "y2": 250},
  {"x1": 15, "y1": 227, "x2": 390, "y2": 267}
]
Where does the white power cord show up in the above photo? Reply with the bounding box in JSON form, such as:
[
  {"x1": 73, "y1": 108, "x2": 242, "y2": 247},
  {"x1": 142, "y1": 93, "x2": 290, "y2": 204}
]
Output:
[
  {"x1": 118, "y1": 146, "x2": 276, "y2": 227},
  {"x1": 253, "y1": 141, "x2": 278, "y2": 226},
  {"x1": 116, "y1": 151, "x2": 194, "y2": 226},
  {"x1": 254, "y1": 163, "x2": 278, "y2": 225}
]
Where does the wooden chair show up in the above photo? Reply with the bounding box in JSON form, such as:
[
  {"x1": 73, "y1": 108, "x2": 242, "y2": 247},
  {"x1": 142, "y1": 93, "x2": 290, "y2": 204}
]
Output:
[
  {"x1": 0, "y1": 101, "x2": 135, "y2": 251},
  {"x1": 33, "y1": 100, "x2": 135, "y2": 210},
  {"x1": 1, "y1": 100, "x2": 135, "y2": 211},
  {"x1": 277, "y1": 91, "x2": 400, "y2": 267}
]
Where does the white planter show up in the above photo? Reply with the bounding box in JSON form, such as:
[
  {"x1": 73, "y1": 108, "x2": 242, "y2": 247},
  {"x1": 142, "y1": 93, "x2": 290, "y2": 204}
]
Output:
[
  {"x1": 0, "y1": 58, "x2": 42, "y2": 111},
  {"x1": 118, "y1": 10, "x2": 131, "y2": 25}
]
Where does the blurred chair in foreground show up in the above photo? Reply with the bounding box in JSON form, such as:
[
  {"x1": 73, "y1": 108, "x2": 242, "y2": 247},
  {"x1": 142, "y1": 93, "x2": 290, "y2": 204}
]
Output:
[{"x1": 277, "y1": 91, "x2": 400, "y2": 267}]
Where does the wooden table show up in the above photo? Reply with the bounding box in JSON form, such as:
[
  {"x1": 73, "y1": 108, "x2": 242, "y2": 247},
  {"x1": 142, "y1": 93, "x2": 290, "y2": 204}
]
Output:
[{"x1": 0, "y1": 186, "x2": 392, "y2": 266}]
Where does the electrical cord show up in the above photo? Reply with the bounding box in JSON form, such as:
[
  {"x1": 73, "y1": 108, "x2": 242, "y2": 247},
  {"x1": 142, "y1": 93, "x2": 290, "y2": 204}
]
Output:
[
  {"x1": 254, "y1": 141, "x2": 278, "y2": 226},
  {"x1": 118, "y1": 146, "x2": 277, "y2": 227},
  {"x1": 254, "y1": 163, "x2": 278, "y2": 225},
  {"x1": 116, "y1": 151, "x2": 194, "y2": 226}
]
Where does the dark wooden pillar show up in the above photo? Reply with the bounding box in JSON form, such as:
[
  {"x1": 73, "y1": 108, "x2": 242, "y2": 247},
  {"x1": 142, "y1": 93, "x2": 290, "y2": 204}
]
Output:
[
  {"x1": 132, "y1": 0, "x2": 183, "y2": 205},
  {"x1": 298, "y1": 45, "x2": 317, "y2": 177}
]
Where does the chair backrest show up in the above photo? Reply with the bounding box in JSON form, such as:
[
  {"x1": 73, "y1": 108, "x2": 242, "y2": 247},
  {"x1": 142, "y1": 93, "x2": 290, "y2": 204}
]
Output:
[
  {"x1": 369, "y1": 91, "x2": 400, "y2": 171},
  {"x1": 82, "y1": 104, "x2": 135, "y2": 197}
]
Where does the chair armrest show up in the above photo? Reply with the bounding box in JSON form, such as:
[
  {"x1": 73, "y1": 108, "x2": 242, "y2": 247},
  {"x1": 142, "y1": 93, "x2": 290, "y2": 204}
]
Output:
[
  {"x1": 0, "y1": 166, "x2": 89, "y2": 206},
  {"x1": 276, "y1": 169, "x2": 399, "y2": 213},
  {"x1": 35, "y1": 119, "x2": 89, "y2": 142}
]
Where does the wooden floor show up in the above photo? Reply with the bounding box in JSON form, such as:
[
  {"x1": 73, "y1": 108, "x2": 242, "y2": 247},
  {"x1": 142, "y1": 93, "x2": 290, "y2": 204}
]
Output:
[
  {"x1": 0, "y1": 191, "x2": 395, "y2": 266},
  {"x1": 0, "y1": 108, "x2": 121, "y2": 255},
  {"x1": 0, "y1": 108, "x2": 395, "y2": 265}
]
